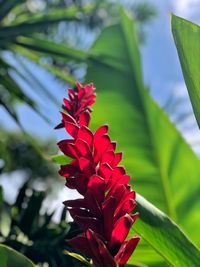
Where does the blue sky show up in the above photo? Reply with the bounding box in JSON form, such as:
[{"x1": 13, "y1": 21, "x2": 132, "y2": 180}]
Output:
[{"x1": 141, "y1": 0, "x2": 200, "y2": 152}]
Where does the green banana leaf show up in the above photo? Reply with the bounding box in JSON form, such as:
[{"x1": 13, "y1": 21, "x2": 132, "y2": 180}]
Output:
[
  {"x1": 133, "y1": 194, "x2": 200, "y2": 266},
  {"x1": 84, "y1": 9, "x2": 200, "y2": 266},
  {"x1": 171, "y1": 14, "x2": 200, "y2": 128}
]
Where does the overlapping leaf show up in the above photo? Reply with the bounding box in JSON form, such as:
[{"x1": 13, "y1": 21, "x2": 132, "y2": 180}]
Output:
[
  {"x1": 83, "y1": 9, "x2": 200, "y2": 265},
  {"x1": 172, "y1": 14, "x2": 200, "y2": 128}
]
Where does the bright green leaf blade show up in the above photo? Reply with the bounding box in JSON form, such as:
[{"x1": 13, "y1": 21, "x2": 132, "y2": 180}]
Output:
[
  {"x1": 130, "y1": 194, "x2": 200, "y2": 267},
  {"x1": 171, "y1": 14, "x2": 200, "y2": 128},
  {"x1": 85, "y1": 9, "x2": 200, "y2": 265},
  {"x1": 88, "y1": 8, "x2": 200, "y2": 240},
  {"x1": 129, "y1": 239, "x2": 167, "y2": 267},
  {"x1": 0, "y1": 244, "x2": 35, "y2": 267},
  {"x1": 51, "y1": 154, "x2": 71, "y2": 165}
]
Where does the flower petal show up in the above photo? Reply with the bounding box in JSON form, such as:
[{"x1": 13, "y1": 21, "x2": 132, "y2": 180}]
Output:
[
  {"x1": 75, "y1": 139, "x2": 92, "y2": 161},
  {"x1": 110, "y1": 214, "x2": 134, "y2": 250},
  {"x1": 68, "y1": 234, "x2": 92, "y2": 257},
  {"x1": 79, "y1": 111, "x2": 90, "y2": 126},
  {"x1": 78, "y1": 126, "x2": 93, "y2": 149},
  {"x1": 88, "y1": 175, "x2": 105, "y2": 205},
  {"x1": 115, "y1": 237, "x2": 140, "y2": 266},
  {"x1": 78, "y1": 157, "x2": 95, "y2": 177},
  {"x1": 74, "y1": 216, "x2": 103, "y2": 235},
  {"x1": 64, "y1": 122, "x2": 79, "y2": 138},
  {"x1": 94, "y1": 125, "x2": 108, "y2": 139},
  {"x1": 57, "y1": 140, "x2": 77, "y2": 158},
  {"x1": 102, "y1": 196, "x2": 116, "y2": 240}
]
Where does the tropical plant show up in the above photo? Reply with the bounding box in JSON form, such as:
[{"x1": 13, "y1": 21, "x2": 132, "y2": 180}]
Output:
[
  {"x1": 1, "y1": 4, "x2": 200, "y2": 267},
  {"x1": 53, "y1": 10, "x2": 200, "y2": 266},
  {"x1": 0, "y1": 129, "x2": 56, "y2": 176},
  {"x1": 172, "y1": 15, "x2": 200, "y2": 129}
]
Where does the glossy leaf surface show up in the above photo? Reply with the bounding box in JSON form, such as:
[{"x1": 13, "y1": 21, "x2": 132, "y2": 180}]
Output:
[
  {"x1": 85, "y1": 9, "x2": 200, "y2": 265},
  {"x1": 172, "y1": 14, "x2": 200, "y2": 128}
]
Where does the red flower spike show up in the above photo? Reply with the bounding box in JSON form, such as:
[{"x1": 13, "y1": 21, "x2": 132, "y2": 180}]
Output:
[{"x1": 56, "y1": 82, "x2": 140, "y2": 267}]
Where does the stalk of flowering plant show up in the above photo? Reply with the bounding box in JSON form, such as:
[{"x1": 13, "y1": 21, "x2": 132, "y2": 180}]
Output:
[{"x1": 56, "y1": 82, "x2": 140, "y2": 267}]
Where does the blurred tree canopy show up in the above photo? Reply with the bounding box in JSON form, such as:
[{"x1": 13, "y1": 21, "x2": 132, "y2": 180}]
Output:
[{"x1": 0, "y1": 0, "x2": 156, "y2": 128}]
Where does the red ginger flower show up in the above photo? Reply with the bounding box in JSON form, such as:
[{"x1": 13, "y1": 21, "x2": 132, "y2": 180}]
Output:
[{"x1": 57, "y1": 82, "x2": 140, "y2": 267}]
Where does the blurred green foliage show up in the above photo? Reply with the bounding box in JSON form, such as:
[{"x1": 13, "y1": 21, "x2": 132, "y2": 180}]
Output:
[
  {"x1": 0, "y1": 182, "x2": 84, "y2": 267},
  {"x1": 0, "y1": 129, "x2": 56, "y2": 177},
  {"x1": 0, "y1": 0, "x2": 156, "y2": 127}
]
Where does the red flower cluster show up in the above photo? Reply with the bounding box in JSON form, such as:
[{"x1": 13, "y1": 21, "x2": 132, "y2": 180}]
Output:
[{"x1": 57, "y1": 82, "x2": 140, "y2": 267}]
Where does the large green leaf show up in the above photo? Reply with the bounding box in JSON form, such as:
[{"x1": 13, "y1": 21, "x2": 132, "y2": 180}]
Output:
[
  {"x1": 133, "y1": 194, "x2": 200, "y2": 267},
  {"x1": 171, "y1": 14, "x2": 200, "y2": 128},
  {"x1": 84, "y1": 9, "x2": 200, "y2": 265},
  {"x1": 0, "y1": 244, "x2": 35, "y2": 267}
]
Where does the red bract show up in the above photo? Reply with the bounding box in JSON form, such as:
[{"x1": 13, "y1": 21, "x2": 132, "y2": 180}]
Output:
[{"x1": 57, "y1": 82, "x2": 140, "y2": 267}]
